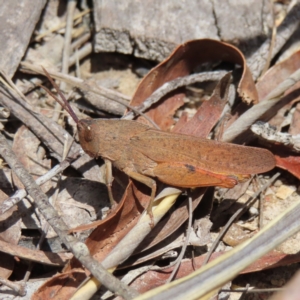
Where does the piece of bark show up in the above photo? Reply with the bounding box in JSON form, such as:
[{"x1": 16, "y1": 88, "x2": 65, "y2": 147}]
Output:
[
  {"x1": 212, "y1": 0, "x2": 272, "y2": 56},
  {"x1": 93, "y1": 0, "x2": 271, "y2": 61},
  {"x1": 93, "y1": 0, "x2": 218, "y2": 61},
  {"x1": 0, "y1": 0, "x2": 46, "y2": 77}
]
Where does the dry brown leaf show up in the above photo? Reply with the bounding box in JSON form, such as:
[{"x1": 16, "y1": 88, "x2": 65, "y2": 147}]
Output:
[
  {"x1": 256, "y1": 50, "x2": 300, "y2": 101},
  {"x1": 275, "y1": 154, "x2": 300, "y2": 180},
  {"x1": 31, "y1": 269, "x2": 86, "y2": 300},
  {"x1": 131, "y1": 39, "x2": 258, "y2": 126}
]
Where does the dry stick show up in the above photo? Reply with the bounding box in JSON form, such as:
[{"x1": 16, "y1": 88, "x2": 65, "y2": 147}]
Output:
[
  {"x1": 259, "y1": 193, "x2": 264, "y2": 230},
  {"x1": 251, "y1": 122, "x2": 300, "y2": 153},
  {"x1": 260, "y1": 2, "x2": 277, "y2": 78},
  {"x1": 75, "y1": 48, "x2": 82, "y2": 78},
  {"x1": 21, "y1": 63, "x2": 159, "y2": 128},
  {"x1": 248, "y1": 1, "x2": 300, "y2": 80},
  {"x1": 166, "y1": 195, "x2": 193, "y2": 283},
  {"x1": 123, "y1": 71, "x2": 228, "y2": 120},
  {"x1": 221, "y1": 287, "x2": 284, "y2": 294},
  {"x1": 222, "y1": 68, "x2": 300, "y2": 142},
  {"x1": 0, "y1": 239, "x2": 71, "y2": 266},
  {"x1": 0, "y1": 132, "x2": 138, "y2": 300},
  {"x1": 202, "y1": 172, "x2": 280, "y2": 266},
  {"x1": 0, "y1": 150, "x2": 82, "y2": 215},
  {"x1": 71, "y1": 32, "x2": 91, "y2": 51},
  {"x1": 69, "y1": 43, "x2": 93, "y2": 73},
  {"x1": 20, "y1": 42, "x2": 92, "y2": 96},
  {"x1": 52, "y1": 0, "x2": 76, "y2": 122},
  {"x1": 239, "y1": 284, "x2": 250, "y2": 300},
  {"x1": 21, "y1": 63, "x2": 227, "y2": 124},
  {"x1": 34, "y1": 9, "x2": 91, "y2": 42},
  {"x1": 0, "y1": 277, "x2": 26, "y2": 297},
  {"x1": 23, "y1": 137, "x2": 75, "y2": 283}
]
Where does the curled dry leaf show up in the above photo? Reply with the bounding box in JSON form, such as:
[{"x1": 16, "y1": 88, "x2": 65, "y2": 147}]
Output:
[
  {"x1": 131, "y1": 39, "x2": 258, "y2": 130},
  {"x1": 31, "y1": 269, "x2": 87, "y2": 300}
]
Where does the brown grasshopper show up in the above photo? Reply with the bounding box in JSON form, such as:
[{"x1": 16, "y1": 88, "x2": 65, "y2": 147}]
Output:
[{"x1": 43, "y1": 69, "x2": 275, "y2": 219}]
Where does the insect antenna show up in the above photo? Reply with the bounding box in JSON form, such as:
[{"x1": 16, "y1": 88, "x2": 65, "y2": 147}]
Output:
[{"x1": 41, "y1": 67, "x2": 79, "y2": 124}]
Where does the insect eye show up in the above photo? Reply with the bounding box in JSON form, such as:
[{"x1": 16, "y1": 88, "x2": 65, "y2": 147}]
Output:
[{"x1": 84, "y1": 126, "x2": 94, "y2": 142}]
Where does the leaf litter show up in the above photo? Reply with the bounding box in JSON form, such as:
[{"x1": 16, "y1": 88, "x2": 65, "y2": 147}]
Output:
[{"x1": 0, "y1": 1, "x2": 300, "y2": 299}]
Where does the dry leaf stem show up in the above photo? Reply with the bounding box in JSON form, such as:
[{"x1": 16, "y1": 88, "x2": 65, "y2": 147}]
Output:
[{"x1": 52, "y1": 0, "x2": 76, "y2": 121}]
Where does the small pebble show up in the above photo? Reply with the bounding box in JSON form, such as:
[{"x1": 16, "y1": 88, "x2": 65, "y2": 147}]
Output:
[
  {"x1": 274, "y1": 179, "x2": 283, "y2": 187},
  {"x1": 275, "y1": 185, "x2": 296, "y2": 200}
]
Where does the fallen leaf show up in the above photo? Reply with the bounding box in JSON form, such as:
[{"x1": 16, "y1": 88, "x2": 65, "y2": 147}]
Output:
[
  {"x1": 256, "y1": 50, "x2": 300, "y2": 100},
  {"x1": 131, "y1": 39, "x2": 258, "y2": 128},
  {"x1": 275, "y1": 154, "x2": 300, "y2": 180}
]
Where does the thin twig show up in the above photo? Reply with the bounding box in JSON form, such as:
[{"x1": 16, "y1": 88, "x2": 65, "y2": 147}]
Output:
[
  {"x1": 69, "y1": 42, "x2": 92, "y2": 66},
  {"x1": 166, "y1": 195, "x2": 193, "y2": 283},
  {"x1": 19, "y1": 43, "x2": 92, "y2": 96},
  {"x1": 34, "y1": 9, "x2": 91, "y2": 42},
  {"x1": 0, "y1": 132, "x2": 138, "y2": 299},
  {"x1": 0, "y1": 151, "x2": 82, "y2": 215},
  {"x1": 259, "y1": 193, "x2": 264, "y2": 230},
  {"x1": 123, "y1": 71, "x2": 227, "y2": 120},
  {"x1": 202, "y1": 172, "x2": 280, "y2": 266},
  {"x1": 24, "y1": 135, "x2": 74, "y2": 283},
  {"x1": 221, "y1": 287, "x2": 284, "y2": 293},
  {"x1": 52, "y1": 0, "x2": 76, "y2": 121},
  {"x1": 20, "y1": 62, "x2": 160, "y2": 128},
  {"x1": 71, "y1": 32, "x2": 91, "y2": 51},
  {"x1": 239, "y1": 284, "x2": 250, "y2": 300}
]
